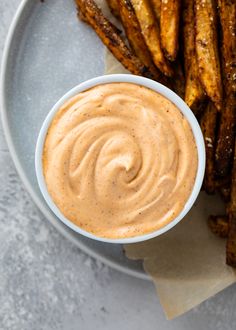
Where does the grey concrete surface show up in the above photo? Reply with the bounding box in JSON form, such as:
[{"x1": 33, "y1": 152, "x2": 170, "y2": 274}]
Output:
[{"x1": 1, "y1": 1, "x2": 236, "y2": 330}]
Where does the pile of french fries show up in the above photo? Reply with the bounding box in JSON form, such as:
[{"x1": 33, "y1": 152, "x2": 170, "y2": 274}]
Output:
[{"x1": 75, "y1": 0, "x2": 236, "y2": 266}]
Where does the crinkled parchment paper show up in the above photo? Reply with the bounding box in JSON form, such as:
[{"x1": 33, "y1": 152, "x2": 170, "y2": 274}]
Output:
[{"x1": 99, "y1": 0, "x2": 236, "y2": 319}]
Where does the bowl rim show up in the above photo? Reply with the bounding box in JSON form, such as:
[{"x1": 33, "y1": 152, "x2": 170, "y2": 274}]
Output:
[{"x1": 35, "y1": 74, "x2": 206, "y2": 244}]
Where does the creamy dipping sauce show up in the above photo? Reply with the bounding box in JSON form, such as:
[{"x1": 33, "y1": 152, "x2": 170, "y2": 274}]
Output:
[{"x1": 43, "y1": 83, "x2": 198, "y2": 239}]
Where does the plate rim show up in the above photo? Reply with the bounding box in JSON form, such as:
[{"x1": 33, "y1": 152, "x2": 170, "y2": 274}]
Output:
[{"x1": 0, "y1": 0, "x2": 149, "y2": 281}]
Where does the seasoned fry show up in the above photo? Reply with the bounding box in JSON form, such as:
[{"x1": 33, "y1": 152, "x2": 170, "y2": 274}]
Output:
[
  {"x1": 226, "y1": 214, "x2": 236, "y2": 266},
  {"x1": 200, "y1": 102, "x2": 218, "y2": 194},
  {"x1": 182, "y1": 0, "x2": 193, "y2": 74},
  {"x1": 215, "y1": 175, "x2": 230, "y2": 188},
  {"x1": 79, "y1": 0, "x2": 120, "y2": 30},
  {"x1": 215, "y1": 0, "x2": 236, "y2": 177},
  {"x1": 75, "y1": 0, "x2": 154, "y2": 78},
  {"x1": 216, "y1": 175, "x2": 231, "y2": 202},
  {"x1": 219, "y1": 186, "x2": 231, "y2": 202},
  {"x1": 78, "y1": 5, "x2": 88, "y2": 22},
  {"x1": 185, "y1": 66, "x2": 206, "y2": 114},
  {"x1": 226, "y1": 139, "x2": 236, "y2": 266},
  {"x1": 160, "y1": 0, "x2": 181, "y2": 61},
  {"x1": 118, "y1": 0, "x2": 165, "y2": 82},
  {"x1": 172, "y1": 62, "x2": 185, "y2": 100},
  {"x1": 130, "y1": 0, "x2": 174, "y2": 77},
  {"x1": 218, "y1": 0, "x2": 236, "y2": 97},
  {"x1": 216, "y1": 94, "x2": 236, "y2": 176},
  {"x1": 183, "y1": 0, "x2": 206, "y2": 113},
  {"x1": 106, "y1": 0, "x2": 120, "y2": 19},
  {"x1": 228, "y1": 140, "x2": 236, "y2": 217},
  {"x1": 208, "y1": 215, "x2": 229, "y2": 238},
  {"x1": 149, "y1": 0, "x2": 162, "y2": 22},
  {"x1": 195, "y1": 0, "x2": 223, "y2": 111}
]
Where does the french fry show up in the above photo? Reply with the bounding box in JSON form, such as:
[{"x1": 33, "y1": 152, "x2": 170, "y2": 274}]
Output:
[
  {"x1": 160, "y1": 0, "x2": 181, "y2": 61},
  {"x1": 215, "y1": 175, "x2": 230, "y2": 188},
  {"x1": 195, "y1": 0, "x2": 223, "y2": 111},
  {"x1": 219, "y1": 186, "x2": 231, "y2": 202},
  {"x1": 216, "y1": 94, "x2": 236, "y2": 176},
  {"x1": 149, "y1": 0, "x2": 162, "y2": 22},
  {"x1": 172, "y1": 62, "x2": 185, "y2": 100},
  {"x1": 118, "y1": 0, "x2": 166, "y2": 82},
  {"x1": 79, "y1": 1, "x2": 121, "y2": 33},
  {"x1": 226, "y1": 214, "x2": 236, "y2": 266},
  {"x1": 226, "y1": 139, "x2": 236, "y2": 266},
  {"x1": 106, "y1": 0, "x2": 120, "y2": 19},
  {"x1": 216, "y1": 175, "x2": 231, "y2": 201},
  {"x1": 185, "y1": 66, "x2": 207, "y2": 114},
  {"x1": 215, "y1": 0, "x2": 236, "y2": 177},
  {"x1": 130, "y1": 0, "x2": 174, "y2": 77},
  {"x1": 182, "y1": 0, "x2": 206, "y2": 113},
  {"x1": 75, "y1": 0, "x2": 155, "y2": 78},
  {"x1": 208, "y1": 215, "x2": 229, "y2": 238},
  {"x1": 78, "y1": 4, "x2": 88, "y2": 22},
  {"x1": 182, "y1": 0, "x2": 193, "y2": 74},
  {"x1": 228, "y1": 139, "x2": 236, "y2": 216},
  {"x1": 217, "y1": 0, "x2": 236, "y2": 97},
  {"x1": 200, "y1": 102, "x2": 218, "y2": 194}
]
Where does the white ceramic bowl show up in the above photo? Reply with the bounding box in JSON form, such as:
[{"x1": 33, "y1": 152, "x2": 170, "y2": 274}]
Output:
[{"x1": 35, "y1": 74, "x2": 205, "y2": 244}]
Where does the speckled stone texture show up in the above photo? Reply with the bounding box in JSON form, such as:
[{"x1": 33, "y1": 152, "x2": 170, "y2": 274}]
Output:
[{"x1": 1, "y1": 1, "x2": 236, "y2": 330}]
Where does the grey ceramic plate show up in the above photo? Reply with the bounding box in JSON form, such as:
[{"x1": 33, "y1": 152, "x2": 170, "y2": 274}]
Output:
[{"x1": 1, "y1": 0, "x2": 148, "y2": 280}]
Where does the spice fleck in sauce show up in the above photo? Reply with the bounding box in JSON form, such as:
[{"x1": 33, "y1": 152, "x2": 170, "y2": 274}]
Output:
[{"x1": 43, "y1": 83, "x2": 198, "y2": 239}]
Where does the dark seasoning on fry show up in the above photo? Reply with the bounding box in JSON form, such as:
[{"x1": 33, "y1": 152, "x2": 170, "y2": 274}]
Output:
[{"x1": 75, "y1": 0, "x2": 236, "y2": 266}]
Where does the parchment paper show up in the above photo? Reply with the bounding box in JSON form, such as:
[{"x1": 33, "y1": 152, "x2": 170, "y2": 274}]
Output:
[{"x1": 99, "y1": 0, "x2": 236, "y2": 319}]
